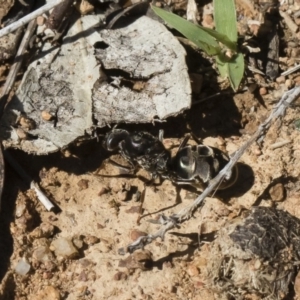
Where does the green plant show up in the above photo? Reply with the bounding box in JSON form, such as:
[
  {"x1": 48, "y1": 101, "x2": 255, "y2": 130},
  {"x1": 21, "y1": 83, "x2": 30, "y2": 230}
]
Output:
[{"x1": 151, "y1": 0, "x2": 244, "y2": 91}]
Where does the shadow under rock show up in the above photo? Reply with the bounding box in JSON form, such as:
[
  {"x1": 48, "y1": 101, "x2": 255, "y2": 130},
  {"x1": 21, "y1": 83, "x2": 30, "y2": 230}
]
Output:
[
  {"x1": 5, "y1": 138, "x2": 108, "y2": 182},
  {"x1": 0, "y1": 167, "x2": 20, "y2": 284}
]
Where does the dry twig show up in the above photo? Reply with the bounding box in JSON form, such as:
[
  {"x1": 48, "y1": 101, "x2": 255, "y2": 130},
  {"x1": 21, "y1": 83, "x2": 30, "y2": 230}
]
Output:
[
  {"x1": 281, "y1": 64, "x2": 300, "y2": 76},
  {"x1": 0, "y1": 0, "x2": 64, "y2": 39},
  {"x1": 119, "y1": 86, "x2": 300, "y2": 254},
  {"x1": 0, "y1": 19, "x2": 36, "y2": 114}
]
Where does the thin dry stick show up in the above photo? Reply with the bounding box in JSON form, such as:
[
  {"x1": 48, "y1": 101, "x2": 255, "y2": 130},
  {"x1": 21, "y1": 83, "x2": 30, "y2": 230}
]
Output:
[
  {"x1": 0, "y1": 0, "x2": 64, "y2": 39},
  {"x1": 0, "y1": 20, "x2": 55, "y2": 211},
  {"x1": 119, "y1": 86, "x2": 300, "y2": 254},
  {"x1": 0, "y1": 19, "x2": 36, "y2": 113},
  {"x1": 281, "y1": 64, "x2": 300, "y2": 77}
]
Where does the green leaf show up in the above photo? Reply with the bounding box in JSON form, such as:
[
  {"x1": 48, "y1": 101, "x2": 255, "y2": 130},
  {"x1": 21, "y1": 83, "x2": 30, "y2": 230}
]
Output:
[
  {"x1": 214, "y1": 0, "x2": 243, "y2": 90},
  {"x1": 151, "y1": 5, "x2": 221, "y2": 55},
  {"x1": 216, "y1": 56, "x2": 228, "y2": 78},
  {"x1": 213, "y1": 0, "x2": 237, "y2": 43},
  {"x1": 201, "y1": 27, "x2": 236, "y2": 51},
  {"x1": 228, "y1": 53, "x2": 244, "y2": 90},
  {"x1": 217, "y1": 53, "x2": 244, "y2": 91}
]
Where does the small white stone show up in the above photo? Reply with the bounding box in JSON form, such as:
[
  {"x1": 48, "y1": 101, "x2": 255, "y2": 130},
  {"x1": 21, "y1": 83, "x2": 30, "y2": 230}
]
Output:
[
  {"x1": 32, "y1": 246, "x2": 55, "y2": 263},
  {"x1": 15, "y1": 258, "x2": 31, "y2": 275},
  {"x1": 50, "y1": 237, "x2": 79, "y2": 259}
]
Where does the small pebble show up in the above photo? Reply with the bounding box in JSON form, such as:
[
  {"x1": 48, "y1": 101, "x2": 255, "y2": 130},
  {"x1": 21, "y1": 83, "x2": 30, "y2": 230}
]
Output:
[
  {"x1": 43, "y1": 261, "x2": 56, "y2": 272},
  {"x1": 30, "y1": 222, "x2": 55, "y2": 239},
  {"x1": 83, "y1": 235, "x2": 100, "y2": 246},
  {"x1": 276, "y1": 76, "x2": 285, "y2": 84},
  {"x1": 132, "y1": 190, "x2": 141, "y2": 202},
  {"x1": 253, "y1": 146, "x2": 262, "y2": 156},
  {"x1": 285, "y1": 79, "x2": 293, "y2": 89},
  {"x1": 163, "y1": 139, "x2": 174, "y2": 150},
  {"x1": 130, "y1": 229, "x2": 147, "y2": 241},
  {"x1": 75, "y1": 0, "x2": 94, "y2": 15},
  {"x1": 16, "y1": 128, "x2": 28, "y2": 140},
  {"x1": 72, "y1": 236, "x2": 84, "y2": 249},
  {"x1": 114, "y1": 271, "x2": 127, "y2": 281},
  {"x1": 41, "y1": 111, "x2": 54, "y2": 121},
  {"x1": 119, "y1": 250, "x2": 153, "y2": 270},
  {"x1": 15, "y1": 201, "x2": 27, "y2": 218},
  {"x1": 19, "y1": 116, "x2": 35, "y2": 130},
  {"x1": 259, "y1": 87, "x2": 267, "y2": 95},
  {"x1": 287, "y1": 41, "x2": 297, "y2": 48},
  {"x1": 291, "y1": 48, "x2": 300, "y2": 58},
  {"x1": 77, "y1": 179, "x2": 89, "y2": 191},
  {"x1": 98, "y1": 186, "x2": 109, "y2": 196},
  {"x1": 36, "y1": 16, "x2": 45, "y2": 26},
  {"x1": 122, "y1": 181, "x2": 131, "y2": 191},
  {"x1": 254, "y1": 259, "x2": 262, "y2": 270},
  {"x1": 62, "y1": 150, "x2": 72, "y2": 157},
  {"x1": 42, "y1": 271, "x2": 53, "y2": 279},
  {"x1": 294, "y1": 75, "x2": 300, "y2": 85},
  {"x1": 187, "y1": 264, "x2": 199, "y2": 277},
  {"x1": 50, "y1": 237, "x2": 79, "y2": 259},
  {"x1": 78, "y1": 271, "x2": 88, "y2": 282},
  {"x1": 98, "y1": 243, "x2": 111, "y2": 253},
  {"x1": 15, "y1": 258, "x2": 31, "y2": 275},
  {"x1": 117, "y1": 190, "x2": 128, "y2": 201},
  {"x1": 202, "y1": 14, "x2": 214, "y2": 28},
  {"x1": 33, "y1": 285, "x2": 60, "y2": 300},
  {"x1": 32, "y1": 246, "x2": 54, "y2": 263},
  {"x1": 49, "y1": 215, "x2": 58, "y2": 222},
  {"x1": 76, "y1": 286, "x2": 88, "y2": 297},
  {"x1": 97, "y1": 223, "x2": 105, "y2": 229},
  {"x1": 109, "y1": 178, "x2": 122, "y2": 193},
  {"x1": 269, "y1": 183, "x2": 285, "y2": 202}
]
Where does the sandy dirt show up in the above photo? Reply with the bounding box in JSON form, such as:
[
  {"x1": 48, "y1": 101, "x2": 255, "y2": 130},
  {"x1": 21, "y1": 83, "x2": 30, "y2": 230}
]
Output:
[
  {"x1": 1, "y1": 0, "x2": 300, "y2": 299},
  {"x1": 0, "y1": 89, "x2": 300, "y2": 299}
]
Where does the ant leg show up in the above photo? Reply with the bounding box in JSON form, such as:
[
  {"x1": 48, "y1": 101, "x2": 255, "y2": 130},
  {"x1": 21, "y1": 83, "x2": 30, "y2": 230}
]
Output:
[
  {"x1": 175, "y1": 185, "x2": 182, "y2": 204},
  {"x1": 174, "y1": 133, "x2": 202, "y2": 157},
  {"x1": 108, "y1": 159, "x2": 135, "y2": 174},
  {"x1": 190, "y1": 132, "x2": 202, "y2": 144},
  {"x1": 177, "y1": 135, "x2": 190, "y2": 153},
  {"x1": 136, "y1": 185, "x2": 146, "y2": 225}
]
